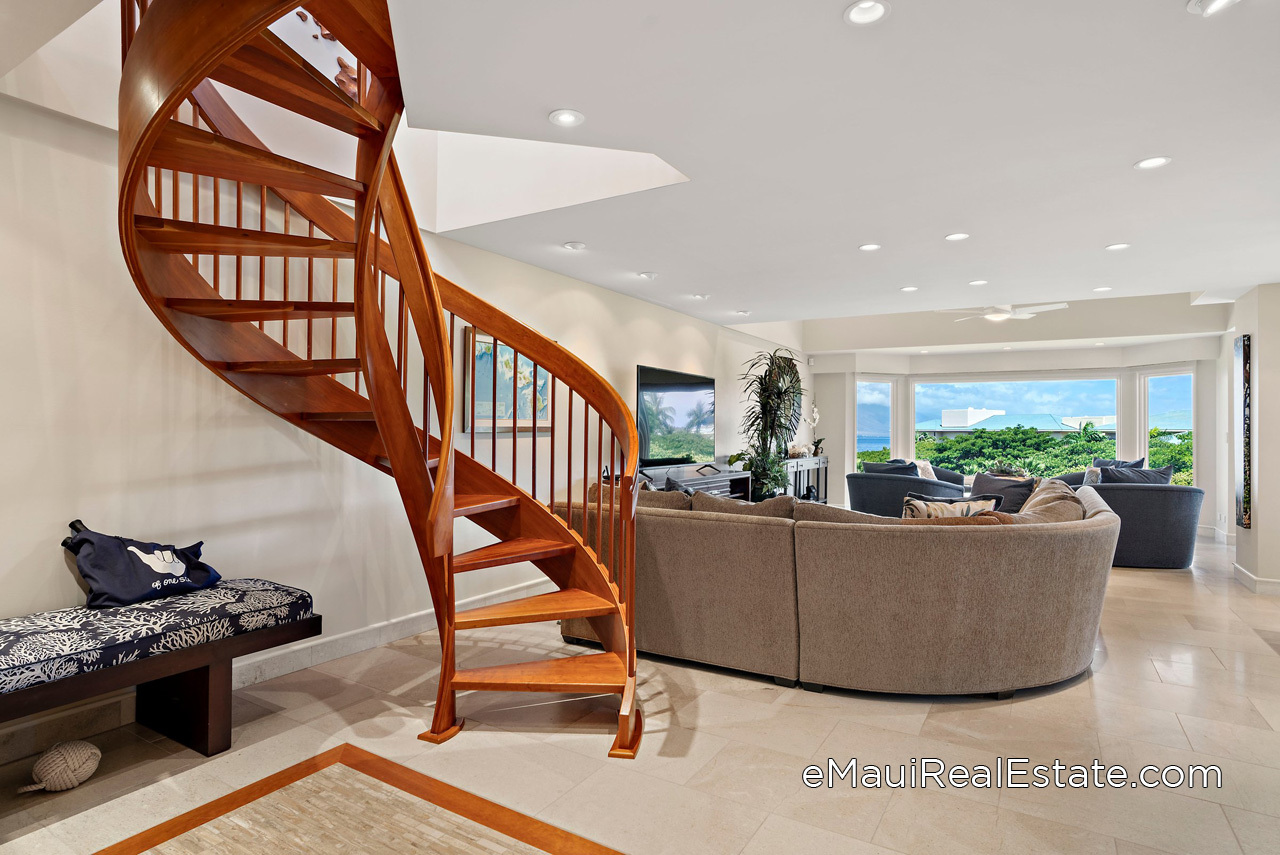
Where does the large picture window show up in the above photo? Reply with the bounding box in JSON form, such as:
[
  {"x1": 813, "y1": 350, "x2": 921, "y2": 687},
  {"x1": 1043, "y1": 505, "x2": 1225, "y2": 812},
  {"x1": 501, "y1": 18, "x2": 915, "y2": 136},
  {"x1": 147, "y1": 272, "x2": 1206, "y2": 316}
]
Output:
[
  {"x1": 1145, "y1": 373, "x2": 1194, "y2": 485},
  {"x1": 913, "y1": 378, "x2": 1117, "y2": 475},
  {"x1": 856, "y1": 381, "x2": 894, "y2": 463}
]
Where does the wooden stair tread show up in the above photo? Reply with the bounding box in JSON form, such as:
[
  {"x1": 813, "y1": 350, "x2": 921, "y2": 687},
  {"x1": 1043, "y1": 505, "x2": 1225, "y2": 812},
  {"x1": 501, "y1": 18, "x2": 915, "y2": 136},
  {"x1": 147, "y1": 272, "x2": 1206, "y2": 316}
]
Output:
[
  {"x1": 452, "y1": 538, "x2": 575, "y2": 573},
  {"x1": 298, "y1": 411, "x2": 375, "y2": 421},
  {"x1": 165, "y1": 298, "x2": 355, "y2": 322},
  {"x1": 136, "y1": 216, "x2": 356, "y2": 258},
  {"x1": 209, "y1": 31, "x2": 381, "y2": 137},
  {"x1": 374, "y1": 454, "x2": 440, "y2": 471},
  {"x1": 455, "y1": 589, "x2": 615, "y2": 630},
  {"x1": 453, "y1": 494, "x2": 520, "y2": 517},
  {"x1": 150, "y1": 122, "x2": 364, "y2": 199},
  {"x1": 451, "y1": 652, "x2": 627, "y2": 694},
  {"x1": 215, "y1": 358, "x2": 361, "y2": 376}
]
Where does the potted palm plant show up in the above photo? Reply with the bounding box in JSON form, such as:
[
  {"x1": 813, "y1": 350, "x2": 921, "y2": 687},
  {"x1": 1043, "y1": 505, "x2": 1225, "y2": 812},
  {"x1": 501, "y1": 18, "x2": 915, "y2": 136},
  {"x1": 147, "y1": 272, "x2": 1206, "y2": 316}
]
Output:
[{"x1": 728, "y1": 349, "x2": 806, "y2": 501}]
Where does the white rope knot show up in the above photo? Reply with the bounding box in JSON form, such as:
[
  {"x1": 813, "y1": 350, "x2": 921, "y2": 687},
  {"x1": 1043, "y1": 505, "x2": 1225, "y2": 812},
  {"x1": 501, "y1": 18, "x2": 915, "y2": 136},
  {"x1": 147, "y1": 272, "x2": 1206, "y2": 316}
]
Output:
[{"x1": 17, "y1": 740, "x2": 101, "y2": 794}]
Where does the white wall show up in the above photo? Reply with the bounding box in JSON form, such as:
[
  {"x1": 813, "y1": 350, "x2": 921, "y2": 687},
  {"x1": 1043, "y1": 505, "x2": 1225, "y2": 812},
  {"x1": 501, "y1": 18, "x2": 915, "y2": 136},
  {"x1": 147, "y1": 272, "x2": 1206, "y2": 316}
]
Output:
[{"x1": 0, "y1": 94, "x2": 808, "y2": 650}]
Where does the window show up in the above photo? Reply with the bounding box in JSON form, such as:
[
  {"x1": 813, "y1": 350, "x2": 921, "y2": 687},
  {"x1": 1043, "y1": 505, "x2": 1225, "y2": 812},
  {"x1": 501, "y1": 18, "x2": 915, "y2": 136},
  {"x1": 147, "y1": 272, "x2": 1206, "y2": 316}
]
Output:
[
  {"x1": 856, "y1": 381, "x2": 894, "y2": 463},
  {"x1": 912, "y1": 378, "x2": 1117, "y2": 476},
  {"x1": 1145, "y1": 373, "x2": 1194, "y2": 485}
]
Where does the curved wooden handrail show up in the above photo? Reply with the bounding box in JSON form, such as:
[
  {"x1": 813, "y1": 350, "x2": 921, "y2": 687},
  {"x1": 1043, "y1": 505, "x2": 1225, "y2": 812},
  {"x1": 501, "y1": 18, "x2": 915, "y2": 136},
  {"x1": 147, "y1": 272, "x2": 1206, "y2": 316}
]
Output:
[{"x1": 435, "y1": 274, "x2": 640, "y2": 505}]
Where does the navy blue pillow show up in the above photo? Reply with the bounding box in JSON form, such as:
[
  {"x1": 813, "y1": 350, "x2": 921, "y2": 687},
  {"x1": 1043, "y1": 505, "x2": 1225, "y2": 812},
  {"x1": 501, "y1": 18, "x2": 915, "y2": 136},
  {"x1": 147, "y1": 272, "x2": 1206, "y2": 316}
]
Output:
[
  {"x1": 972, "y1": 474, "x2": 1037, "y2": 513},
  {"x1": 1093, "y1": 457, "x2": 1144, "y2": 469},
  {"x1": 1099, "y1": 466, "x2": 1174, "y2": 485},
  {"x1": 61, "y1": 521, "x2": 221, "y2": 609},
  {"x1": 863, "y1": 461, "x2": 919, "y2": 477}
]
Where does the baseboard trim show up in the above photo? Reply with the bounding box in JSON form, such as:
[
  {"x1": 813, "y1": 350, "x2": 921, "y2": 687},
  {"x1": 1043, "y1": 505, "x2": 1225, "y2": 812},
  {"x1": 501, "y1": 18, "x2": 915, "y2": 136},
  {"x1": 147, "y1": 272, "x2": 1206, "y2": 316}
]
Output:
[
  {"x1": 0, "y1": 576, "x2": 557, "y2": 764},
  {"x1": 1233, "y1": 563, "x2": 1280, "y2": 595}
]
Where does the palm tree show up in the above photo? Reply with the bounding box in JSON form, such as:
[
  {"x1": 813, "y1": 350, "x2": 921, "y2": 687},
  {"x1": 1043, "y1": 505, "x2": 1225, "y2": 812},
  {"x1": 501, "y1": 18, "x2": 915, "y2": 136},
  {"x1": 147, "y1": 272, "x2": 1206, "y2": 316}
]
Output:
[
  {"x1": 685, "y1": 399, "x2": 714, "y2": 433},
  {"x1": 640, "y1": 393, "x2": 677, "y2": 435}
]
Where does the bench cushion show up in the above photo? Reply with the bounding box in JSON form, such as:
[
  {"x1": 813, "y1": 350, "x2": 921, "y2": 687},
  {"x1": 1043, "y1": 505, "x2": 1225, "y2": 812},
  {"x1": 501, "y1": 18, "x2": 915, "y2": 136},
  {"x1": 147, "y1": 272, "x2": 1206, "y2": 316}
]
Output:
[{"x1": 0, "y1": 579, "x2": 313, "y2": 694}]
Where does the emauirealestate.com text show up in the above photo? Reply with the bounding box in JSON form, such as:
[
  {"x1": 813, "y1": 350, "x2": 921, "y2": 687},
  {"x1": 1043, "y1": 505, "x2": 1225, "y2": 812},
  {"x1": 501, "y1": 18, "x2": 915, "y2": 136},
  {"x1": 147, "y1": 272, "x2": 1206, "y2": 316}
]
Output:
[{"x1": 803, "y1": 758, "x2": 1222, "y2": 790}]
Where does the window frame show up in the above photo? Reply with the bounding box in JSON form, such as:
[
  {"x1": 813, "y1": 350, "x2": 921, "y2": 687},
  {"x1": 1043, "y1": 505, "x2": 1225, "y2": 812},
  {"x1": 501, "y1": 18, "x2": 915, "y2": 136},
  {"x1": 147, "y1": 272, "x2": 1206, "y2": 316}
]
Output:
[
  {"x1": 854, "y1": 374, "x2": 900, "y2": 462},
  {"x1": 1136, "y1": 363, "x2": 1196, "y2": 486}
]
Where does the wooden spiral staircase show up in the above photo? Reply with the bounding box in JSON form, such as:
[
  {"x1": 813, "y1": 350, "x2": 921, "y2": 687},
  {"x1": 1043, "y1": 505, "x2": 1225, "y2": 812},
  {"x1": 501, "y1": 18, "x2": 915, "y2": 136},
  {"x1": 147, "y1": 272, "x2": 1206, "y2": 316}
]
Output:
[{"x1": 117, "y1": 0, "x2": 642, "y2": 758}]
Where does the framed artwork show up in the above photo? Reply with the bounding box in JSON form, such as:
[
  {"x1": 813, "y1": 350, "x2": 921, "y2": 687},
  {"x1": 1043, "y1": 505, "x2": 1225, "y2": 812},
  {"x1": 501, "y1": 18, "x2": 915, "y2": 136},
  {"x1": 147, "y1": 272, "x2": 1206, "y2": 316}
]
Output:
[
  {"x1": 1234, "y1": 334, "x2": 1252, "y2": 529},
  {"x1": 463, "y1": 327, "x2": 552, "y2": 433}
]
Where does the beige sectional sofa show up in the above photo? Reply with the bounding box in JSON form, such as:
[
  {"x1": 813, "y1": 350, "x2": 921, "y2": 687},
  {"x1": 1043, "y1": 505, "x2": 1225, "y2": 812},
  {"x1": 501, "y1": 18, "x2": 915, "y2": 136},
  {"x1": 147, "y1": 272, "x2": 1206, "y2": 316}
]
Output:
[{"x1": 563, "y1": 484, "x2": 1120, "y2": 696}]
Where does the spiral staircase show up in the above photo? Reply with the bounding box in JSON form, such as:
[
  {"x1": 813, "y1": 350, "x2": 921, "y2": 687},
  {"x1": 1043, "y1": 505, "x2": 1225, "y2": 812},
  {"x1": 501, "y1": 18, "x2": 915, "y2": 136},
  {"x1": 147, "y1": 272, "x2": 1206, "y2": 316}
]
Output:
[{"x1": 117, "y1": 0, "x2": 642, "y2": 758}]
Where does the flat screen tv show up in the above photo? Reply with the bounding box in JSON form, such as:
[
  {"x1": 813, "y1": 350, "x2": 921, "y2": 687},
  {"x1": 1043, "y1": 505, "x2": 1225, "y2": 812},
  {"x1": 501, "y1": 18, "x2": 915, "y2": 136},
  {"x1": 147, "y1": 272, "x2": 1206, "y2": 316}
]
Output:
[{"x1": 637, "y1": 366, "x2": 715, "y2": 467}]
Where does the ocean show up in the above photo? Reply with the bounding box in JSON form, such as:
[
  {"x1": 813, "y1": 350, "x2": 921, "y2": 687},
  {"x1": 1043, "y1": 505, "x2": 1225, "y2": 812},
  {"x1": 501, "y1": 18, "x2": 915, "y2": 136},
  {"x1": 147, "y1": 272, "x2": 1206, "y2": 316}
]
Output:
[{"x1": 857, "y1": 435, "x2": 892, "y2": 453}]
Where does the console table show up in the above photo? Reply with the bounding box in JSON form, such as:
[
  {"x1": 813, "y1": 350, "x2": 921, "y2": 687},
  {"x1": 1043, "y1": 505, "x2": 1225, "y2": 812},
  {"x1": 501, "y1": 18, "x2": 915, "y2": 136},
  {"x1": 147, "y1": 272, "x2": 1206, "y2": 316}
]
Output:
[{"x1": 785, "y1": 456, "x2": 829, "y2": 504}]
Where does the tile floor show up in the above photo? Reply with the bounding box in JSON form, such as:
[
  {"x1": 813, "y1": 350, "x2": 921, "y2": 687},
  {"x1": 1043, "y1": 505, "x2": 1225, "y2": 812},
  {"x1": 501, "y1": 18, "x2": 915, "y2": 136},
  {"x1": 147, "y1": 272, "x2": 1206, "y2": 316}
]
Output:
[{"x1": 3, "y1": 539, "x2": 1280, "y2": 854}]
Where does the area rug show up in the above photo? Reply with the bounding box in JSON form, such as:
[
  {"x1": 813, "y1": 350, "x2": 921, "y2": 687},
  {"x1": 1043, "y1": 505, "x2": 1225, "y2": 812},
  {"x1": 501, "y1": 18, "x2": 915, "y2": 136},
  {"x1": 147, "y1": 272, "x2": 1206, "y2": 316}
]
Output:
[{"x1": 96, "y1": 744, "x2": 619, "y2": 855}]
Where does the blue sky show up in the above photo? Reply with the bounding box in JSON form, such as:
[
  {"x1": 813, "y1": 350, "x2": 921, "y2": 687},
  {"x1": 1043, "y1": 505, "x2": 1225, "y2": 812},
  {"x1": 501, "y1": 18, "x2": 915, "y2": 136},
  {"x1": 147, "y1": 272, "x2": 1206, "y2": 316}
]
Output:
[{"x1": 855, "y1": 375, "x2": 1193, "y2": 436}]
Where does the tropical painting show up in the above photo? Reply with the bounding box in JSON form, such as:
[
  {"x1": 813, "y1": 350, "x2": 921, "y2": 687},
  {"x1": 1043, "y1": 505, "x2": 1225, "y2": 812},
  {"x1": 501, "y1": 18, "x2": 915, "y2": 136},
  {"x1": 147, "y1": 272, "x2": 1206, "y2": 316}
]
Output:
[{"x1": 463, "y1": 328, "x2": 551, "y2": 433}]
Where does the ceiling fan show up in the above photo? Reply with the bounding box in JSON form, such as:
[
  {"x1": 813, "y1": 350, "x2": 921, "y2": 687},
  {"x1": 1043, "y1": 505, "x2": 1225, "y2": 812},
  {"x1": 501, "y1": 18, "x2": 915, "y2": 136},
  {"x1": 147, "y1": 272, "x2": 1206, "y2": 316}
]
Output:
[{"x1": 936, "y1": 303, "x2": 1070, "y2": 323}]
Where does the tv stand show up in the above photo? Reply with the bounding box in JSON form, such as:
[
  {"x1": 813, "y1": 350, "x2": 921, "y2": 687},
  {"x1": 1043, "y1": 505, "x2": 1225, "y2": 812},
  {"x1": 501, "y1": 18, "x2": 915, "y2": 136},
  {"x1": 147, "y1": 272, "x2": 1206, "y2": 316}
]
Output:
[{"x1": 645, "y1": 463, "x2": 752, "y2": 501}]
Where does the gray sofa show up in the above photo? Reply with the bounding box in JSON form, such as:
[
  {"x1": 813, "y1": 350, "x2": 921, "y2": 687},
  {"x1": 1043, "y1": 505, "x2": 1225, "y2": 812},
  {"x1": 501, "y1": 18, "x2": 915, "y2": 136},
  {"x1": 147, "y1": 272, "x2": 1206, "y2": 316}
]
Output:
[
  {"x1": 1089, "y1": 483, "x2": 1205, "y2": 569},
  {"x1": 845, "y1": 471, "x2": 964, "y2": 517},
  {"x1": 564, "y1": 486, "x2": 1120, "y2": 697}
]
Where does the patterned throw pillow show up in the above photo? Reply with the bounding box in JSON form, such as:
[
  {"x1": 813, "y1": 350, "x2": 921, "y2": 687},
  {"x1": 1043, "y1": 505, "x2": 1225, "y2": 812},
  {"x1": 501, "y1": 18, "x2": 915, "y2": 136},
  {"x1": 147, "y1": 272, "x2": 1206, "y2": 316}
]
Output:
[
  {"x1": 902, "y1": 493, "x2": 1001, "y2": 519},
  {"x1": 1082, "y1": 467, "x2": 1102, "y2": 486},
  {"x1": 912, "y1": 460, "x2": 938, "y2": 482}
]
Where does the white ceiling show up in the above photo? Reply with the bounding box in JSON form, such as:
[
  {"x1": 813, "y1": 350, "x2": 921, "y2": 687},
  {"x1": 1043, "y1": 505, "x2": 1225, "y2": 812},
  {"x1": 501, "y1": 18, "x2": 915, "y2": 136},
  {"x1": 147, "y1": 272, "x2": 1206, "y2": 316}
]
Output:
[
  {"x1": 388, "y1": 0, "x2": 1280, "y2": 325},
  {"x1": 0, "y1": 0, "x2": 99, "y2": 77}
]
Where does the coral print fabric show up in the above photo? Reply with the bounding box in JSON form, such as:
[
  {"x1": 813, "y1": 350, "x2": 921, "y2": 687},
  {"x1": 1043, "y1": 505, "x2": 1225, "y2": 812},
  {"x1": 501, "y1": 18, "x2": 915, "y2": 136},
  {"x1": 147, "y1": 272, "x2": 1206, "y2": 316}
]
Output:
[{"x1": 0, "y1": 579, "x2": 313, "y2": 693}]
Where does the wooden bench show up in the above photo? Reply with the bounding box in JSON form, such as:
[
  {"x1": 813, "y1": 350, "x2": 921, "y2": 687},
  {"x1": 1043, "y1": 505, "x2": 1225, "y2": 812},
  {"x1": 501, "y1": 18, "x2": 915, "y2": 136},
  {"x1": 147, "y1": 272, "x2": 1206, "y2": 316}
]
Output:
[{"x1": 0, "y1": 579, "x2": 321, "y2": 756}]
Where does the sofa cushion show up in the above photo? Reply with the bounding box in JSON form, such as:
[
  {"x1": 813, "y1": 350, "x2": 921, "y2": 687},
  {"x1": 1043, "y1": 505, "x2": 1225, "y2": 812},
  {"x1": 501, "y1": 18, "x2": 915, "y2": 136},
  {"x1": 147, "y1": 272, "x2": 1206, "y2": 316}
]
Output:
[
  {"x1": 903, "y1": 494, "x2": 1000, "y2": 519},
  {"x1": 588, "y1": 482, "x2": 693, "y2": 511},
  {"x1": 1099, "y1": 465, "x2": 1175, "y2": 485},
  {"x1": 639, "y1": 490, "x2": 694, "y2": 510},
  {"x1": 0, "y1": 579, "x2": 314, "y2": 694},
  {"x1": 972, "y1": 474, "x2": 1037, "y2": 514},
  {"x1": 793, "y1": 502, "x2": 998, "y2": 526},
  {"x1": 980, "y1": 479, "x2": 1085, "y2": 524},
  {"x1": 1094, "y1": 457, "x2": 1145, "y2": 470},
  {"x1": 862, "y1": 461, "x2": 919, "y2": 477},
  {"x1": 691, "y1": 492, "x2": 796, "y2": 518}
]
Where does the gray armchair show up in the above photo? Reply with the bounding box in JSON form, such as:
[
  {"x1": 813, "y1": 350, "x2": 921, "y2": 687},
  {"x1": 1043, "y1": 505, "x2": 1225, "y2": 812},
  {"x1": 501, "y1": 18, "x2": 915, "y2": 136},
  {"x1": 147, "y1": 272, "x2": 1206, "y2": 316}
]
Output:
[
  {"x1": 846, "y1": 472, "x2": 964, "y2": 517},
  {"x1": 1089, "y1": 483, "x2": 1205, "y2": 569}
]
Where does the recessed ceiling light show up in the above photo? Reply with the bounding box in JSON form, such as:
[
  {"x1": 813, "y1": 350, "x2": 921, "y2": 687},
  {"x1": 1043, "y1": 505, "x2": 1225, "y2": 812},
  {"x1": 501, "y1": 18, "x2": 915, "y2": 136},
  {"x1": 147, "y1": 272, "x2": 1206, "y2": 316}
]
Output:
[
  {"x1": 919, "y1": 350, "x2": 930, "y2": 354},
  {"x1": 1095, "y1": 342, "x2": 1105, "y2": 347},
  {"x1": 1002, "y1": 346, "x2": 1013, "y2": 351},
  {"x1": 969, "y1": 280, "x2": 988, "y2": 286},
  {"x1": 1134, "y1": 156, "x2": 1173, "y2": 170},
  {"x1": 1105, "y1": 243, "x2": 1131, "y2": 251},
  {"x1": 736, "y1": 310, "x2": 752, "y2": 316},
  {"x1": 900, "y1": 286, "x2": 919, "y2": 292},
  {"x1": 1187, "y1": 0, "x2": 1244, "y2": 17},
  {"x1": 561, "y1": 241, "x2": 586, "y2": 251},
  {"x1": 945, "y1": 233, "x2": 970, "y2": 242},
  {"x1": 845, "y1": 1, "x2": 890, "y2": 25},
  {"x1": 638, "y1": 272, "x2": 658, "y2": 280},
  {"x1": 859, "y1": 244, "x2": 882, "y2": 252},
  {"x1": 548, "y1": 109, "x2": 585, "y2": 128},
  {"x1": 1093, "y1": 286, "x2": 1113, "y2": 292}
]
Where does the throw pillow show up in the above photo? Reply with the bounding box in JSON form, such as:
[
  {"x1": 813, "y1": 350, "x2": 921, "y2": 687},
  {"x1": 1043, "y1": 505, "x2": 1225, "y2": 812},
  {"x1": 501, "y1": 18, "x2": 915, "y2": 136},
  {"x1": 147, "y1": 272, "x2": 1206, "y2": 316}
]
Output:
[
  {"x1": 1093, "y1": 457, "x2": 1145, "y2": 470},
  {"x1": 691, "y1": 492, "x2": 797, "y2": 518},
  {"x1": 971, "y1": 473, "x2": 1037, "y2": 514},
  {"x1": 902, "y1": 493, "x2": 1000, "y2": 519},
  {"x1": 1053, "y1": 471, "x2": 1086, "y2": 487},
  {"x1": 1082, "y1": 467, "x2": 1102, "y2": 486},
  {"x1": 863, "y1": 461, "x2": 919, "y2": 477},
  {"x1": 1099, "y1": 465, "x2": 1175, "y2": 485},
  {"x1": 912, "y1": 460, "x2": 938, "y2": 482},
  {"x1": 931, "y1": 465, "x2": 966, "y2": 486},
  {"x1": 982, "y1": 478, "x2": 1085, "y2": 524}
]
